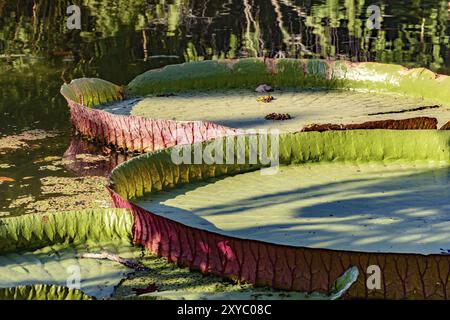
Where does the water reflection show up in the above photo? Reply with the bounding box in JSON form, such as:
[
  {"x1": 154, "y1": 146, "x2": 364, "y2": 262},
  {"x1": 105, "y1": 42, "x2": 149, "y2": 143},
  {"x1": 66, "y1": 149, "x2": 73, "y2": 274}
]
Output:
[
  {"x1": 63, "y1": 136, "x2": 131, "y2": 178},
  {"x1": 1, "y1": 0, "x2": 449, "y2": 132},
  {"x1": 2, "y1": 1, "x2": 450, "y2": 68}
]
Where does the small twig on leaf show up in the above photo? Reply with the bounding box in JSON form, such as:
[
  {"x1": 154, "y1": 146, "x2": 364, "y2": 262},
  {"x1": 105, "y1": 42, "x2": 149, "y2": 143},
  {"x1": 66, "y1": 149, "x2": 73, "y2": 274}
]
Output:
[{"x1": 80, "y1": 251, "x2": 149, "y2": 271}]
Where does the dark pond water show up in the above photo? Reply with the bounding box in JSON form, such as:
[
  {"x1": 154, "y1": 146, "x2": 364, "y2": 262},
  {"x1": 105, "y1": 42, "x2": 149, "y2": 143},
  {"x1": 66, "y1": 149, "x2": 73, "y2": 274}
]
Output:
[{"x1": 1, "y1": 0, "x2": 450, "y2": 215}]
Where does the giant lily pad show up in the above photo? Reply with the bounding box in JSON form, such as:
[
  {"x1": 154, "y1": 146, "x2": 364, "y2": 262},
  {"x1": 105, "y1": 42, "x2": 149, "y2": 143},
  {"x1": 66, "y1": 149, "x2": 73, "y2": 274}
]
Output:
[
  {"x1": 109, "y1": 130, "x2": 450, "y2": 299},
  {"x1": 60, "y1": 59, "x2": 450, "y2": 153},
  {"x1": 0, "y1": 209, "x2": 139, "y2": 300},
  {"x1": 101, "y1": 89, "x2": 449, "y2": 131},
  {"x1": 112, "y1": 130, "x2": 450, "y2": 254}
]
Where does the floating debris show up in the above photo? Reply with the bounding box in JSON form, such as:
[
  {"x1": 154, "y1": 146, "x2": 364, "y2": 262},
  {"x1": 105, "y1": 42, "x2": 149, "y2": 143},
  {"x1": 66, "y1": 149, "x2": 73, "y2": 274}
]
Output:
[
  {"x1": 256, "y1": 95, "x2": 275, "y2": 103},
  {"x1": 265, "y1": 113, "x2": 292, "y2": 121},
  {"x1": 255, "y1": 84, "x2": 273, "y2": 93}
]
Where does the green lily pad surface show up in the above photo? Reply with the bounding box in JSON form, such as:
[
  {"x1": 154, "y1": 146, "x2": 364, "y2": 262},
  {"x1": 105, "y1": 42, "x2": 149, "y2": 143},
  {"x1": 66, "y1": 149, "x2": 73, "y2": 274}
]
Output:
[
  {"x1": 0, "y1": 242, "x2": 140, "y2": 299},
  {"x1": 0, "y1": 209, "x2": 139, "y2": 299},
  {"x1": 111, "y1": 130, "x2": 450, "y2": 256},
  {"x1": 135, "y1": 161, "x2": 450, "y2": 254},
  {"x1": 102, "y1": 89, "x2": 450, "y2": 130}
]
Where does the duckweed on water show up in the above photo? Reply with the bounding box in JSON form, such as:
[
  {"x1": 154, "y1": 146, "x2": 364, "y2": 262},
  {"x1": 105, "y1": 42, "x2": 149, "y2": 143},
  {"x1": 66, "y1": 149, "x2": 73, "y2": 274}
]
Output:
[
  {"x1": 113, "y1": 250, "x2": 357, "y2": 300},
  {"x1": 25, "y1": 176, "x2": 111, "y2": 213},
  {"x1": 1, "y1": 140, "x2": 113, "y2": 215},
  {"x1": 113, "y1": 251, "x2": 254, "y2": 299},
  {"x1": 0, "y1": 130, "x2": 59, "y2": 152}
]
